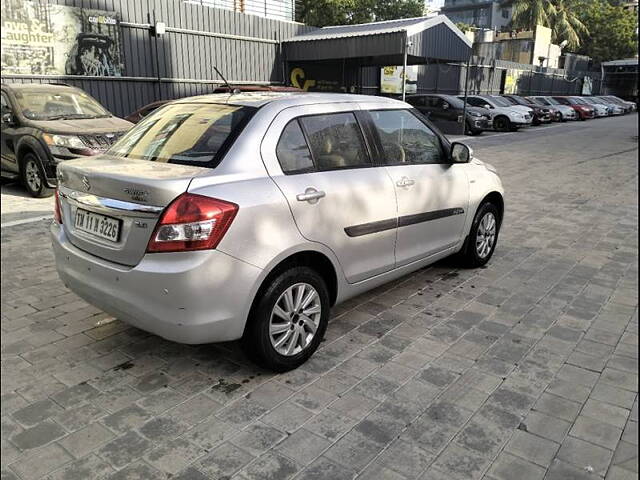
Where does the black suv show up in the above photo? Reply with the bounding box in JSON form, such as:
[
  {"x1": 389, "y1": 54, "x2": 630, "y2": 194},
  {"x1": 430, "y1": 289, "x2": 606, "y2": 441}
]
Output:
[
  {"x1": 406, "y1": 94, "x2": 491, "y2": 135},
  {"x1": 1, "y1": 83, "x2": 132, "y2": 197}
]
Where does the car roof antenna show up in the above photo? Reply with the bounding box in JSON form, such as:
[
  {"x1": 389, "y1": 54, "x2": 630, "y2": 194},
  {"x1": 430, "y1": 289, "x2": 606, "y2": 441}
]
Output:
[{"x1": 213, "y1": 66, "x2": 239, "y2": 94}]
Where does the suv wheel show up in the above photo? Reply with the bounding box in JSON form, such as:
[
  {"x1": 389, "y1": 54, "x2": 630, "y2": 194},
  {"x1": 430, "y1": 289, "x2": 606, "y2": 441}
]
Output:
[
  {"x1": 465, "y1": 121, "x2": 482, "y2": 136},
  {"x1": 493, "y1": 116, "x2": 510, "y2": 132},
  {"x1": 21, "y1": 153, "x2": 53, "y2": 198},
  {"x1": 460, "y1": 202, "x2": 500, "y2": 268},
  {"x1": 242, "y1": 266, "x2": 330, "y2": 372}
]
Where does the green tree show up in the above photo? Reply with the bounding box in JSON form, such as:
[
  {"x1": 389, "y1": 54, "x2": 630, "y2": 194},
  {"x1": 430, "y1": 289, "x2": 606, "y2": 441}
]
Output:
[
  {"x1": 509, "y1": 0, "x2": 588, "y2": 49},
  {"x1": 295, "y1": 0, "x2": 424, "y2": 27},
  {"x1": 510, "y1": 0, "x2": 554, "y2": 31},
  {"x1": 574, "y1": 0, "x2": 638, "y2": 62},
  {"x1": 455, "y1": 22, "x2": 474, "y2": 33},
  {"x1": 548, "y1": 0, "x2": 588, "y2": 49}
]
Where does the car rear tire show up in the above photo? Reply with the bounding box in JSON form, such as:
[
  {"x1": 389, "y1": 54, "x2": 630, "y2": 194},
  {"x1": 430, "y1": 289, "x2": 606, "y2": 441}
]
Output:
[
  {"x1": 493, "y1": 116, "x2": 510, "y2": 132},
  {"x1": 21, "y1": 153, "x2": 54, "y2": 198},
  {"x1": 242, "y1": 266, "x2": 330, "y2": 372},
  {"x1": 460, "y1": 202, "x2": 500, "y2": 268}
]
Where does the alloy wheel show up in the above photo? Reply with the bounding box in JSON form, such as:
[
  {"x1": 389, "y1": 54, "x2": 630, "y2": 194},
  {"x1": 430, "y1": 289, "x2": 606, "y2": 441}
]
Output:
[
  {"x1": 269, "y1": 282, "x2": 321, "y2": 356},
  {"x1": 25, "y1": 160, "x2": 42, "y2": 192},
  {"x1": 476, "y1": 212, "x2": 496, "y2": 259}
]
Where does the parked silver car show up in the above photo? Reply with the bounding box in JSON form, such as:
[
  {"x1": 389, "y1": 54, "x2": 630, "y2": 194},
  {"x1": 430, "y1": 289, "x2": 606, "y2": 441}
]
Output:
[
  {"x1": 51, "y1": 93, "x2": 505, "y2": 371},
  {"x1": 461, "y1": 95, "x2": 533, "y2": 131},
  {"x1": 527, "y1": 96, "x2": 578, "y2": 121},
  {"x1": 583, "y1": 96, "x2": 623, "y2": 115}
]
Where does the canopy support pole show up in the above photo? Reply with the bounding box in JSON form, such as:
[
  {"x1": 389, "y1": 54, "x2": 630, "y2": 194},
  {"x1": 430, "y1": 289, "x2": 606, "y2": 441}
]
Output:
[
  {"x1": 401, "y1": 32, "x2": 408, "y2": 101},
  {"x1": 461, "y1": 56, "x2": 471, "y2": 135}
]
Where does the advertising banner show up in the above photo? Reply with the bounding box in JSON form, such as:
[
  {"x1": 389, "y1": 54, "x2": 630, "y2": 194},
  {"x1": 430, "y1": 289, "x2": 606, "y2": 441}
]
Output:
[
  {"x1": 380, "y1": 66, "x2": 418, "y2": 94},
  {"x1": 1, "y1": 0, "x2": 124, "y2": 76},
  {"x1": 504, "y1": 69, "x2": 522, "y2": 94}
]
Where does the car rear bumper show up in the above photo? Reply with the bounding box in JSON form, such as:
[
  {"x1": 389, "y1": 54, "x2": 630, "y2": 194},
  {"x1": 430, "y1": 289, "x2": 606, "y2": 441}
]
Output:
[{"x1": 51, "y1": 223, "x2": 263, "y2": 344}]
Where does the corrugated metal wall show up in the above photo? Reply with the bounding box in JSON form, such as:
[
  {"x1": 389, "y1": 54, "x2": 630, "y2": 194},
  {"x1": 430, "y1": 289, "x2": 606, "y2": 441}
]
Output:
[
  {"x1": 1, "y1": 0, "x2": 313, "y2": 117},
  {"x1": 360, "y1": 59, "x2": 599, "y2": 97}
]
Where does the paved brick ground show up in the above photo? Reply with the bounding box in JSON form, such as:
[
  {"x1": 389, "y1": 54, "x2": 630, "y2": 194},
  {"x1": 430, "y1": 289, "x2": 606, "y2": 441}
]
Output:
[{"x1": 1, "y1": 115, "x2": 638, "y2": 480}]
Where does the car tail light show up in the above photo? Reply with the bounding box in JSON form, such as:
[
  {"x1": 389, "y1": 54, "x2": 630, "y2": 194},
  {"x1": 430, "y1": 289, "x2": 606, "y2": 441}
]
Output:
[
  {"x1": 147, "y1": 193, "x2": 238, "y2": 253},
  {"x1": 54, "y1": 189, "x2": 63, "y2": 224}
]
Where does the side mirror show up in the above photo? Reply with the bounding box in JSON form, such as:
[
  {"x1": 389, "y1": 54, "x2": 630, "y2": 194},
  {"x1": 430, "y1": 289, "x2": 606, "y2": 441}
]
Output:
[
  {"x1": 451, "y1": 142, "x2": 472, "y2": 163},
  {"x1": 442, "y1": 102, "x2": 450, "y2": 110},
  {"x1": 484, "y1": 104, "x2": 493, "y2": 109},
  {"x1": 1, "y1": 112, "x2": 16, "y2": 126}
]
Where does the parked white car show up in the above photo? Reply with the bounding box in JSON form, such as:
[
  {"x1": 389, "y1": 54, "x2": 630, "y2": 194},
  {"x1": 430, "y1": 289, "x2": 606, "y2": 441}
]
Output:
[
  {"x1": 528, "y1": 96, "x2": 578, "y2": 121},
  {"x1": 584, "y1": 96, "x2": 623, "y2": 115},
  {"x1": 51, "y1": 93, "x2": 505, "y2": 371},
  {"x1": 462, "y1": 95, "x2": 533, "y2": 131}
]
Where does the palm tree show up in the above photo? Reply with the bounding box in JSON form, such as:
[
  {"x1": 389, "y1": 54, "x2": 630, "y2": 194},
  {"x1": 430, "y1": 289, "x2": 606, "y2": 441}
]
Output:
[
  {"x1": 509, "y1": 0, "x2": 555, "y2": 31},
  {"x1": 549, "y1": 0, "x2": 589, "y2": 49},
  {"x1": 507, "y1": 0, "x2": 588, "y2": 50}
]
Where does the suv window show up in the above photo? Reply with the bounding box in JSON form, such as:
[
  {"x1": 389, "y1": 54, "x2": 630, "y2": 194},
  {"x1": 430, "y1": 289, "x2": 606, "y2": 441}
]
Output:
[
  {"x1": 407, "y1": 96, "x2": 425, "y2": 107},
  {"x1": 466, "y1": 97, "x2": 485, "y2": 108},
  {"x1": 426, "y1": 97, "x2": 442, "y2": 108},
  {"x1": 1, "y1": 93, "x2": 11, "y2": 115},
  {"x1": 276, "y1": 120, "x2": 314, "y2": 174},
  {"x1": 299, "y1": 113, "x2": 370, "y2": 171},
  {"x1": 368, "y1": 109, "x2": 443, "y2": 165}
]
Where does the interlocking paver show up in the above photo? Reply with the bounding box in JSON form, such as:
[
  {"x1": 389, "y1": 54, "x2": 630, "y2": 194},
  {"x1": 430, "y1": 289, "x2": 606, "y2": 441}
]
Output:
[
  {"x1": 504, "y1": 430, "x2": 559, "y2": 467},
  {"x1": 2, "y1": 116, "x2": 638, "y2": 479}
]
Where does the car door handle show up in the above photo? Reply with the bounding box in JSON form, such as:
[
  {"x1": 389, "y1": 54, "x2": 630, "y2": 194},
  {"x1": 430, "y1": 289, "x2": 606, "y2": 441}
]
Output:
[
  {"x1": 396, "y1": 177, "x2": 415, "y2": 187},
  {"x1": 296, "y1": 188, "x2": 326, "y2": 204}
]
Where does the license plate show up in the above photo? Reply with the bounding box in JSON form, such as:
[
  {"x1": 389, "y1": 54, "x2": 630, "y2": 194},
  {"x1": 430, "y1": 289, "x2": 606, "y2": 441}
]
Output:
[{"x1": 74, "y1": 209, "x2": 121, "y2": 242}]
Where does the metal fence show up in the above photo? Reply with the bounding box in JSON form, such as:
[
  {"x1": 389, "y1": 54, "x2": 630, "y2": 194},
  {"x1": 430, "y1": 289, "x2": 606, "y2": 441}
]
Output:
[
  {"x1": 1, "y1": 0, "x2": 312, "y2": 117},
  {"x1": 360, "y1": 58, "x2": 600, "y2": 97}
]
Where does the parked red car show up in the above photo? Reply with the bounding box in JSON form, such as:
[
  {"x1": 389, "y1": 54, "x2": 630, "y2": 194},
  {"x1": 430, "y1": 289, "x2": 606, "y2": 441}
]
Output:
[{"x1": 551, "y1": 96, "x2": 595, "y2": 120}]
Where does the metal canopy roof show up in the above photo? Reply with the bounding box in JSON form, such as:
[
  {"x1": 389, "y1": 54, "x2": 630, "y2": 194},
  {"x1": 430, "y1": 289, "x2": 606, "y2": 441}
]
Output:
[{"x1": 283, "y1": 15, "x2": 472, "y2": 64}]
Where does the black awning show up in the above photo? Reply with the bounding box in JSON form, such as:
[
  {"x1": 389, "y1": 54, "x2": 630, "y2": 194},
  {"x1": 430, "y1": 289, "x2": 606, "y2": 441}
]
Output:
[{"x1": 282, "y1": 16, "x2": 472, "y2": 64}]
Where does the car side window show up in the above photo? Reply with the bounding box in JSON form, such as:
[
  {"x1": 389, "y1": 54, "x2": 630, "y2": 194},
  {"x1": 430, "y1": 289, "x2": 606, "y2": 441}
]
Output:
[
  {"x1": 299, "y1": 113, "x2": 370, "y2": 171},
  {"x1": 368, "y1": 109, "x2": 443, "y2": 165},
  {"x1": 276, "y1": 120, "x2": 315, "y2": 174},
  {"x1": 466, "y1": 97, "x2": 483, "y2": 108}
]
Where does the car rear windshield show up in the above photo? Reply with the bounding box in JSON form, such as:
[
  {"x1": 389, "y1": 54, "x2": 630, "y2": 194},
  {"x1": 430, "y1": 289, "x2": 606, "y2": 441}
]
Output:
[
  {"x1": 14, "y1": 89, "x2": 111, "y2": 120},
  {"x1": 107, "y1": 103, "x2": 255, "y2": 168}
]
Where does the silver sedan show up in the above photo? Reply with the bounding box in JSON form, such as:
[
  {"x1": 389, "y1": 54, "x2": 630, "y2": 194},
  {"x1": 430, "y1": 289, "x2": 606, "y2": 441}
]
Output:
[{"x1": 51, "y1": 92, "x2": 505, "y2": 371}]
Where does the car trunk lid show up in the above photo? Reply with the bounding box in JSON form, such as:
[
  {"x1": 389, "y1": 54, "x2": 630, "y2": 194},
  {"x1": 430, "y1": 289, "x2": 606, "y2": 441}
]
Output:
[{"x1": 57, "y1": 155, "x2": 206, "y2": 266}]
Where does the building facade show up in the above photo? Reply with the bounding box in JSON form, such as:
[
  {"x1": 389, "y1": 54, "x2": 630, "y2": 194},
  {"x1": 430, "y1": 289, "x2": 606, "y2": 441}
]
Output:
[{"x1": 441, "y1": 0, "x2": 512, "y2": 30}]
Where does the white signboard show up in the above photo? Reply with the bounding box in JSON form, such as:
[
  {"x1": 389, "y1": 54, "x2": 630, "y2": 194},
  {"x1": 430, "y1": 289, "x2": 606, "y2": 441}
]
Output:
[{"x1": 381, "y1": 65, "x2": 418, "y2": 94}]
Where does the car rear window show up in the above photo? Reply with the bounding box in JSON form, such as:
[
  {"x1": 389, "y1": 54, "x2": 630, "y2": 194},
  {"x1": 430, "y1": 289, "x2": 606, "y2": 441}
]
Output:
[{"x1": 107, "y1": 103, "x2": 255, "y2": 168}]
